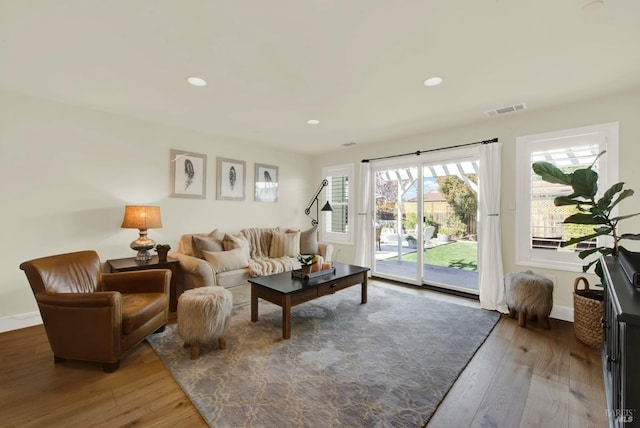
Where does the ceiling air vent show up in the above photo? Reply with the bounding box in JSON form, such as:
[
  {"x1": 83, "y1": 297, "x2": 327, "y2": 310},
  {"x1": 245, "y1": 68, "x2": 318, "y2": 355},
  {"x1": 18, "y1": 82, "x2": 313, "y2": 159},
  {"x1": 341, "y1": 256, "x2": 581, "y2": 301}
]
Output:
[{"x1": 484, "y1": 103, "x2": 527, "y2": 117}]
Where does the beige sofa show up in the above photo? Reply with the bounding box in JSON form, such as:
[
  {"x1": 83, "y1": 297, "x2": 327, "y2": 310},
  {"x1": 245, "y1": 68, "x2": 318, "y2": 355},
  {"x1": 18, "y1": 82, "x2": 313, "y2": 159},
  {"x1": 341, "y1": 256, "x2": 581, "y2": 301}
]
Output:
[{"x1": 171, "y1": 227, "x2": 333, "y2": 290}]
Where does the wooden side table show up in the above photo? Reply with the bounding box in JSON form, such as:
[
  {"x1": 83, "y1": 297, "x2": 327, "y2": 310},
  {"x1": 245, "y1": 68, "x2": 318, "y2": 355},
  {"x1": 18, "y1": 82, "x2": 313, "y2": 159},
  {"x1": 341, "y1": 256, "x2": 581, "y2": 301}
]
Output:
[{"x1": 105, "y1": 256, "x2": 182, "y2": 312}]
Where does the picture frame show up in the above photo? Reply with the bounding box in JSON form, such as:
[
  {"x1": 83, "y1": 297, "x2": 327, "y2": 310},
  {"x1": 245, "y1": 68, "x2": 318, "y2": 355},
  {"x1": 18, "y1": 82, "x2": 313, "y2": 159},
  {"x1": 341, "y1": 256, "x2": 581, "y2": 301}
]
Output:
[
  {"x1": 217, "y1": 157, "x2": 246, "y2": 201},
  {"x1": 255, "y1": 163, "x2": 279, "y2": 203},
  {"x1": 170, "y1": 149, "x2": 207, "y2": 199}
]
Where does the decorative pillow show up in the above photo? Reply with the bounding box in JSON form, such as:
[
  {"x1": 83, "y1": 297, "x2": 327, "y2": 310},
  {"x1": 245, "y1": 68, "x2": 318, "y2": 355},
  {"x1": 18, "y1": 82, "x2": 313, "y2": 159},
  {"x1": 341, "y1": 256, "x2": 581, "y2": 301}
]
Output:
[
  {"x1": 192, "y1": 229, "x2": 225, "y2": 258},
  {"x1": 269, "y1": 231, "x2": 301, "y2": 258},
  {"x1": 299, "y1": 226, "x2": 319, "y2": 255},
  {"x1": 223, "y1": 233, "x2": 251, "y2": 260},
  {"x1": 202, "y1": 249, "x2": 249, "y2": 273}
]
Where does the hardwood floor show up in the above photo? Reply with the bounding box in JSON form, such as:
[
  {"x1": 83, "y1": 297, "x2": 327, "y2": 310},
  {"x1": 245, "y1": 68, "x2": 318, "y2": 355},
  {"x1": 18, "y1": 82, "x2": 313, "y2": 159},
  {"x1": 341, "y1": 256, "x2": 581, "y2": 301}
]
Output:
[{"x1": 0, "y1": 281, "x2": 606, "y2": 427}]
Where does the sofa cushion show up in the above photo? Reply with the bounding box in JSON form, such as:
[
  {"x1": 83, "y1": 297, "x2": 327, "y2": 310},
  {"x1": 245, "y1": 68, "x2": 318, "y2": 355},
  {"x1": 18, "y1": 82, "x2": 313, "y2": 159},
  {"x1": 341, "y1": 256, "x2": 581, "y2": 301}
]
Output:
[
  {"x1": 269, "y1": 230, "x2": 301, "y2": 258},
  {"x1": 223, "y1": 233, "x2": 251, "y2": 260},
  {"x1": 202, "y1": 248, "x2": 250, "y2": 273},
  {"x1": 299, "y1": 226, "x2": 319, "y2": 255},
  {"x1": 193, "y1": 231, "x2": 225, "y2": 258}
]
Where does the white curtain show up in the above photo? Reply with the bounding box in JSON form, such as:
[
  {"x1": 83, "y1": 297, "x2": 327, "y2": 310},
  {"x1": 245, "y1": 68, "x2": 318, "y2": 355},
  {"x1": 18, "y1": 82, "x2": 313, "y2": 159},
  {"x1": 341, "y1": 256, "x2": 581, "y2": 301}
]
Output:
[
  {"x1": 479, "y1": 143, "x2": 508, "y2": 313},
  {"x1": 354, "y1": 161, "x2": 372, "y2": 268}
]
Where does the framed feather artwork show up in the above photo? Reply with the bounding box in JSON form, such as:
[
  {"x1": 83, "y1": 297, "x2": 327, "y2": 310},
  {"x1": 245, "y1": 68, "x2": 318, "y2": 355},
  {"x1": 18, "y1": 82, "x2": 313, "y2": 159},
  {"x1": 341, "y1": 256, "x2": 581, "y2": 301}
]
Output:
[
  {"x1": 170, "y1": 149, "x2": 207, "y2": 199},
  {"x1": 255, "y1": 163, "x2": 278, "y2": 203},
  {"x1": 216, "y1": 157, "x2": 246, "y2": 201}
]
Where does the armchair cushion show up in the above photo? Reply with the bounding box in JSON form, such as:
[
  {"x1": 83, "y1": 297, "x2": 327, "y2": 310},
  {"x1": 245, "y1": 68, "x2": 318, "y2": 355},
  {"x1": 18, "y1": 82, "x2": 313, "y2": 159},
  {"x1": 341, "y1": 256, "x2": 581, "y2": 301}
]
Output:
[{"x1": 121, "y1": 293, "x2": 168, "y2": 334}]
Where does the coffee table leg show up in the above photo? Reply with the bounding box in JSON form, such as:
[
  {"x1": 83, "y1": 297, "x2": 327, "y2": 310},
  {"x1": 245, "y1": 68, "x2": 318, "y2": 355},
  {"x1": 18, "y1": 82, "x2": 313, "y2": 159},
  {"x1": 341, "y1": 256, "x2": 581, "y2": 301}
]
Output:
[
  {"x1": 361, "y1": 274, "x2": 368, "y2": 304},
  {"x1": 251, "y1": 284, "x2": 258, "y2": 322},
  {"x1": 282, "y1": 295, "x2": 291, "y2": 339}
]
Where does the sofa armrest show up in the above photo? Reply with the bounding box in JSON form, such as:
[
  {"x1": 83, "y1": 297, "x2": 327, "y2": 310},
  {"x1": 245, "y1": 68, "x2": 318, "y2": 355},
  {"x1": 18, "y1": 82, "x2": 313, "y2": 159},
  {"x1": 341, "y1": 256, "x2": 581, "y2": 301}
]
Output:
[
  {"x1": 102, "y1": 270, "x2": 171, "y2": 295},
  {"x1": 170, "y1": 251, "x2": 216, "y2": 289},
  {"x1": 318, "y1": 242, "x2": 333, "y2": 262}
]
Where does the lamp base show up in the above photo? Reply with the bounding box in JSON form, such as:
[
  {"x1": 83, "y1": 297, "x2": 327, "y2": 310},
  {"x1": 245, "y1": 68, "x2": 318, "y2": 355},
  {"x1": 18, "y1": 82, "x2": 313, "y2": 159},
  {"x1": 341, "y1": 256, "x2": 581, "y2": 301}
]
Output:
[
  {"x1": 134, "y1": 249, "x2": 153, "y2": 262},
  {"x1": 130, "y1": 232, "x2": 155, "y2": 263}
]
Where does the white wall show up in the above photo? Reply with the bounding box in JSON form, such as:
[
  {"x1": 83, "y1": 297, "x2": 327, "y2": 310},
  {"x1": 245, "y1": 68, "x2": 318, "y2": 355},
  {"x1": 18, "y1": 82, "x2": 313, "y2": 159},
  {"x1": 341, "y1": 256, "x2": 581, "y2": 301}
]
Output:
[
  {"x1": 314, "y1": 87, "x2": 640, "y2": 311},
  {"x1": 3, "y1": 86, "x2": 639, "y2": 324},
  {"x1": 0, "y1": 89, "x2": 314, "y2": 319}
]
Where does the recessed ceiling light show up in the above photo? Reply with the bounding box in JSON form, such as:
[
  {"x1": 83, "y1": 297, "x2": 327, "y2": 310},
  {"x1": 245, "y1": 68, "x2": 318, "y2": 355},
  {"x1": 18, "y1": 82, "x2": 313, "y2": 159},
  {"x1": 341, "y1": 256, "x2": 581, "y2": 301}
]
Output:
[
  {"x1": 424, "y1": 76, "x2": 443, "y2": 87},
  {"x1": 186, "y1": 76, "x2": 207, "y2": 87},
  {"x1": 307, "y1": 119, "x2": 320, "y2": 125}
]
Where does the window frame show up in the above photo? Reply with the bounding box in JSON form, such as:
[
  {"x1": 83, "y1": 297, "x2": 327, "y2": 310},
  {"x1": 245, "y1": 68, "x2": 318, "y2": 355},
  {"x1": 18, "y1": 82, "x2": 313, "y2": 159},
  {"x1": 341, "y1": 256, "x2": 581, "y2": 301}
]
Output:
[
  {"x1": 321, "y1": 163, "x2": 354, "y2": 245},
  {"x1": 515, "y1": 122, "x2": 619, "y2": 272}
]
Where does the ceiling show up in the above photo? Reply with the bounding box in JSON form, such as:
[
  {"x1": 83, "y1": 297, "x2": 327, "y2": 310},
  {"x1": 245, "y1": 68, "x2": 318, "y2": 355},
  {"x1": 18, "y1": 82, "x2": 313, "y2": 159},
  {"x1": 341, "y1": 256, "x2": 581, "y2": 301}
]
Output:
[{"x1": 1, "y1": 1, "x2": 639, "y2": 156}]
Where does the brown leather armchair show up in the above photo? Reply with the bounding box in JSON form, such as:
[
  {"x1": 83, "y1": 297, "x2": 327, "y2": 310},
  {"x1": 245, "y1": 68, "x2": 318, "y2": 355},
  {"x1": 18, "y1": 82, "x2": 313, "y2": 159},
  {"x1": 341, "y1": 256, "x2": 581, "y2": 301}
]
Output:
[{"x1": 19, "y1": 250, "x2": 171, "y2": 372}]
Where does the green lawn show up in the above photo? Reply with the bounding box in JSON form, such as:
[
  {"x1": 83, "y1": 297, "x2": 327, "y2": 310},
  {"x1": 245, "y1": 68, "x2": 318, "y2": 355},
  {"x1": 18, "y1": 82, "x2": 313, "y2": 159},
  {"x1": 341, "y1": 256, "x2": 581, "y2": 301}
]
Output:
[{"x1": 392, "y1": 241, "x2": 478, "y2": 271}]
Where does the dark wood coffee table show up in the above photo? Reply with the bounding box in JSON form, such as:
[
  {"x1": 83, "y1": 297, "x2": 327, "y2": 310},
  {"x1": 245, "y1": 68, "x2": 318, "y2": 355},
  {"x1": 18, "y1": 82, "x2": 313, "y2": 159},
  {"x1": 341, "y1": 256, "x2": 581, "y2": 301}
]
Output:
[{"x1": 249, "y1": 262, "x2": 370, "y2": 339}]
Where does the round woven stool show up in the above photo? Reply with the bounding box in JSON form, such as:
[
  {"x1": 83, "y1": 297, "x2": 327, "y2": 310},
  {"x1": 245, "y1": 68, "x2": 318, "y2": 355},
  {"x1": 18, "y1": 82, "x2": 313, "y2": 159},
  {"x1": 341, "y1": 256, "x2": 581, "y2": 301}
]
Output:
[{"x1": 177, "y1": 287, "x2": 233, "y2": 359}]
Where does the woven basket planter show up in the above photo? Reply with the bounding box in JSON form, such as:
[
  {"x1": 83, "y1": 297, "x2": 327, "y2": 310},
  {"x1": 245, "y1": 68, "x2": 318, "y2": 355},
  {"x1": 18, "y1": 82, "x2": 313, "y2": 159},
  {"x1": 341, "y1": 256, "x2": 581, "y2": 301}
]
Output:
[{"x1": 573, "y1": 276, "x2": 604, "y2": 349}]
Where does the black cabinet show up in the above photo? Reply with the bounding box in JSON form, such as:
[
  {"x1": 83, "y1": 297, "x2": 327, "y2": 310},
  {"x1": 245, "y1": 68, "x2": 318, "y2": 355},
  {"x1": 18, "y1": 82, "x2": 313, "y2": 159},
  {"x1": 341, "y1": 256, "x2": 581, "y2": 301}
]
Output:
[{"x1": 602, "y1": 257, "x2": 640, "y2": 427}]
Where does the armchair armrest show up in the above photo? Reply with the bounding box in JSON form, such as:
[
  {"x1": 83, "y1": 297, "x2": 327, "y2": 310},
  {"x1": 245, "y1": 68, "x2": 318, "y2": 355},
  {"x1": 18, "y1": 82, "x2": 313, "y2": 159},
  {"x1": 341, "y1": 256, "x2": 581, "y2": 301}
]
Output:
[
  {"x1": 37, "y1": 290, "x2": 121, "y2": 308},
  {"x1": 102, "y1": 270, "x2": 171, "y2": 295},
  {"x1": 36, "y1": 291, "x2": 123, "y2": 360},
  {"x1": 171, "y1": 252, "x2": 216, "y2": 288}
]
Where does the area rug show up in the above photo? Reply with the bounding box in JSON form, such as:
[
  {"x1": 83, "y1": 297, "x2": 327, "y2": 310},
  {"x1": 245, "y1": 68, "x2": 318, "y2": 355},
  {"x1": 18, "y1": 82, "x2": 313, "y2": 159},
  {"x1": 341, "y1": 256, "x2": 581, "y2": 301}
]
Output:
[{"x1": 147, "y1": 285, "x2": 499, "y2": 427}]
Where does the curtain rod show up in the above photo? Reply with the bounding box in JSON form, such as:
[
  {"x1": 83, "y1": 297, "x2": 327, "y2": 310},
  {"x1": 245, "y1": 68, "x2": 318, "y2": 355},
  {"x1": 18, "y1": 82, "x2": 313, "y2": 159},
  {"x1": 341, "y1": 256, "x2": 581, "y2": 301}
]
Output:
[{"x1": 361, "y1": 137, "x2": 498, "y2": 163}]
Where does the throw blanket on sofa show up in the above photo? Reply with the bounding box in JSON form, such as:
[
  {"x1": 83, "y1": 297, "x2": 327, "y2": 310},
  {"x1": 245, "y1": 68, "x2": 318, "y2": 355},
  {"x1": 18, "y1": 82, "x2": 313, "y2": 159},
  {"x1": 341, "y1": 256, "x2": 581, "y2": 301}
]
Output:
[
  {"x1": 249, "y1": 257, "x2": 298, "y2": 277},
  {"x1": 241, "y1": 228, "x2": 274, "y2": 259}
]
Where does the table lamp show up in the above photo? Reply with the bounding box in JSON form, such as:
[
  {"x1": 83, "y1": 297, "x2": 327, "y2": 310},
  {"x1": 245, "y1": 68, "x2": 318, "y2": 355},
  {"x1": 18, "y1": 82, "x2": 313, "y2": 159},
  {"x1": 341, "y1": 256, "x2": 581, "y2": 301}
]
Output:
[{"x1": 121, "y1": 205, "x2": 162, "y2": 262}]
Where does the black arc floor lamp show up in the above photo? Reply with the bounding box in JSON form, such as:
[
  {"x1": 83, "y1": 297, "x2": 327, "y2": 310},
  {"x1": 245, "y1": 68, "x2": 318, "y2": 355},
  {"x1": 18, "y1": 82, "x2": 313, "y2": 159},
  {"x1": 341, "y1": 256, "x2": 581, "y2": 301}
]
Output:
[{"x1": 305, "y1": 179, "x2": 333, "y2": 226}]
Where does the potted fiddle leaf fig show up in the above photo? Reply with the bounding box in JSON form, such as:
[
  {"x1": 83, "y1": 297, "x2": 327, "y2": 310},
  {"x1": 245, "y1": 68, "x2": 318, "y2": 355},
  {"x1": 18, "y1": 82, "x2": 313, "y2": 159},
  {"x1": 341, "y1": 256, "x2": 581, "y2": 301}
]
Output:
[{"x1": 532, "y1": 150, "x2": 640, "y2": 279}]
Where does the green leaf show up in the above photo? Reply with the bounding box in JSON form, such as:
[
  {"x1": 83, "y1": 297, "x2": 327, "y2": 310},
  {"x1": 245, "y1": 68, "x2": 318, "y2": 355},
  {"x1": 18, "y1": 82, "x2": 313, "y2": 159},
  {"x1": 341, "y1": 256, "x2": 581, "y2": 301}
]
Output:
[
  {"x1": 554, "y1": 196, "x2": 580, "y2": 206},
  {"x1": 620, "y1": 233, "x2": 640, "y2": 241},
  {"x1": 561, "y1": 229, "x2": 611, "y2": 247},
  {"x1": 571, "y1": 168, "x2": 599, "y2": 198},
  {"x1": 610, "y1": 212, "x2": 640, "y2": 222},
  {"x1": 532, "y1": 162, "x2": 572, "y2": 185},
  {"x1": 597, "y1": 182, "x2": 625, "y2": 210},
  {"x1": 578, "y1": 247, "x2": 604, "y2": 259},
  {"x1": 563, "y1": 213, "x2": 608, "y2": 224},
  {"x1": 610, "y1": 189, "x2": 635, "y2": 210},
  {"x1": 582, "y1": 259, "x2": 599, "y2": 273}
]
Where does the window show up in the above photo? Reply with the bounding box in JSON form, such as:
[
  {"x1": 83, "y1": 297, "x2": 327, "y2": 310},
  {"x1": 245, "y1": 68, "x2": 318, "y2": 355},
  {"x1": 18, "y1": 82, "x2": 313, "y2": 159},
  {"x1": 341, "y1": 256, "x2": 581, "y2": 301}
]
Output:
[
  {"x1": 321, "y1": 163, "x2": 354, "y2": 244},
  {"x1": 516, "y1": 122, "x2": 618, "y2": 272}
]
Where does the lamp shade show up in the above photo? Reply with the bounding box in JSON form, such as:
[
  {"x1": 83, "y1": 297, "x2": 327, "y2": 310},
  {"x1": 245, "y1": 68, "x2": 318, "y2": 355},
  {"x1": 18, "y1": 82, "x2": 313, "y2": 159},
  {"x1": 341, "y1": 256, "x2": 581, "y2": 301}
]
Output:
[{"x1": 121, "y1": 206, "x2": 162, "y2": 229}]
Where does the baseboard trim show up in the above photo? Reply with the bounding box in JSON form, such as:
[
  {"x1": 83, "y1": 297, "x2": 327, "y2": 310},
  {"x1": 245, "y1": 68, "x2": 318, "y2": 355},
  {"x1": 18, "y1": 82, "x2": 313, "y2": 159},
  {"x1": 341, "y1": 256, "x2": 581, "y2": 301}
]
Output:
[
  {"x1": 0, "y1": 311, "x2": 43, "y2": 333},
  {"x1": 550, "y1": 305, "x2": 574, "y2": 322}
]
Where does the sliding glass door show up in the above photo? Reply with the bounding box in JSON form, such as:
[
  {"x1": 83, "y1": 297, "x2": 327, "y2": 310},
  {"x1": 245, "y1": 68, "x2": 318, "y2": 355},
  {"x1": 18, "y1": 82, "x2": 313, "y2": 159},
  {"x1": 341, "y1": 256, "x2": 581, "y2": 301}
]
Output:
[
  {"x1": 372, "y1": 148, "x2": 479, "y2": 294},
  {"x1": 373, "y1": 163, "x2": 421, "y2": 283}
]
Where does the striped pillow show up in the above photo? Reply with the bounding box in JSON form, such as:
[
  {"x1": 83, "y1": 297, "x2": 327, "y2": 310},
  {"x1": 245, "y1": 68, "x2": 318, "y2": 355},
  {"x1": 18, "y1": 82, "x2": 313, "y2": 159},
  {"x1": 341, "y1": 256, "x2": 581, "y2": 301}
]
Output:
[{"x1": 269, "y1": 231, "x2": 301, "y2": 258}]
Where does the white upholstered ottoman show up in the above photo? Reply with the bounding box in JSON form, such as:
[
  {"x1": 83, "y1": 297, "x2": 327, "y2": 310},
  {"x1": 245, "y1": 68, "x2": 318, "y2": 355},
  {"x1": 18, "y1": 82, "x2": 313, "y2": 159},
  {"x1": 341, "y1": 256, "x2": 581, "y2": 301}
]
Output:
[
  {"x1": 177, "y1": 287, "x2": 233, "y2": 359},
  {"x1": 504, "y1": 270, "x2": 553, "y2": 329}
]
